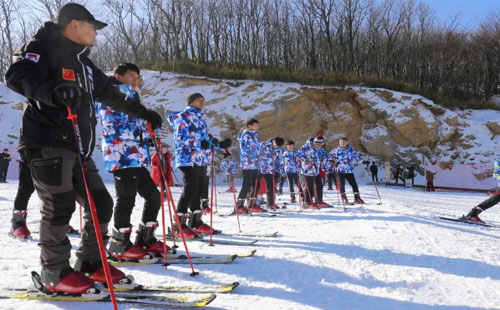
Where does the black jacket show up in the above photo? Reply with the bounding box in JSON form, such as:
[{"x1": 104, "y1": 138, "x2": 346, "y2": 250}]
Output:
[{"x1": 5, "y1": 22, "x2": 146, "y2": 158}]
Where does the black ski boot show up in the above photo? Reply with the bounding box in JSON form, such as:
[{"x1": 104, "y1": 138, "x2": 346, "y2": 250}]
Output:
[
  {"x1": 108, "y1": 226, "x2": 149, "y2": 261},
  {"x1": 135, "y1": 221, "x2": 170, "y2": 256}
]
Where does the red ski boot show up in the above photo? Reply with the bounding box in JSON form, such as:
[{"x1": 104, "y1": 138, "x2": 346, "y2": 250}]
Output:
[
  {"x1": 173, "y1": 213, "x2": 197, "y2": 239},
  {"x1": 40, "y1": 267, "x2": 95, "y2": 294},
  {"x1": 9, "y1": 211, "x2": 31, "y2": 240},
  {"x1": 462, "y1": 207, "x2": 484, "y2": 223},
  {"x1": 306, "y1": 203, "x2": 319, "y2": 209},
  {"x1": 108, "y1": 227, "x2": 152, "y2": 261},
  {"x1": 135, "y1": 221, "x2": 171, "y2": 257},
  {"x1": 190, "y1": 211, "x2": 214, "y2": 235},
  {"x1": 318, "y1": 201, "x2": 332, "y2": 208},
  {"x1": 74, "y1": 259, "x2": 131, "y2": 286},
  {"x1": 354, "y1": 193, "x2": 364, "y2": 204}
]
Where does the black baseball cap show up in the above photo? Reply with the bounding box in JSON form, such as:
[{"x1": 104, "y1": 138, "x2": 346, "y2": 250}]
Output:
[{"x1": 56, "y1": 3, "x2": 107, "y2": 30}]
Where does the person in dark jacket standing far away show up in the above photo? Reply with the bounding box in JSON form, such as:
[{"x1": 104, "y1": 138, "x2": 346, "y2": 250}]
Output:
[
  {"x1": 0, "y1": 148, "x2": 11, "y2": 182},
  {"x1": 5, "y1": 3, "x2": 162, "y2": 295},
  {"x1": 370, "y1": 162, "x2": 378, "y2": 183}
]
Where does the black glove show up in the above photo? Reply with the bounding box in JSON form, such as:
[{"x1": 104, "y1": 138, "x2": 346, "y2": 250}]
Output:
[
  {"x1": 210, "y1": 137, "x2": 219, "y2": 147},
  {"x1": 218, "y1": 138, "x2": 232, "y2": 149},
  {"x1": 52, "y1": 83, "x2": 86, "y2": 108},
  {"x1": 141, "y1": 109, "x2": 163, "y2": 129},
  {"x1": 201, "y1": 140, "x2": 210, "y2": 150}
]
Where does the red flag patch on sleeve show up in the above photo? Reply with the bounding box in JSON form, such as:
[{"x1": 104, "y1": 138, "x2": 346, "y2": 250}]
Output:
[{"x1": 62, "y1": 68, "x2": 76, "y2": 81}]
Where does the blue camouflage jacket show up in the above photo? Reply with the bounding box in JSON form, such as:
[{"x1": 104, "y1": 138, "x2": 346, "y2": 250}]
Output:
[
  {"x1": 167, "y1": 106, "x2": 209, "y2": 168},
  {"x1": 259, "y1": 138, "x2": 276, "y2": 174},
  {"x1": 96, "y1": 84, "x2": 150, "y2": 172},
  {"x1": 494, "y1": 158, "x2": 500, "y2": 186},
  {"x1": 283, "y1": 149, "x2": 300, "y2": 173},
  {"x1": 330, "y1": 145, "x2": 362, "y2": 174},
  {"x1": 274, "y1": 146, "x2": 285, "y2": 176},
  {"x1": 298, "y1": 138, "x2": 326, "y2": 176},
  {"x1": 322, "y1": 158, "x2": 335, "y2": 174},
  {"x1": 238, "y1": 130, "x2": 260, "y2": 170},
  {"x1": 220, "y1": 157, "x2": 237, "y2": 175}
]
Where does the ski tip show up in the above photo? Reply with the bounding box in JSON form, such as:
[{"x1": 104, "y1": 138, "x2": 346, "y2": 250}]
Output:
[{"x1": 201, "y1": 293, "x2": 217, "y2": 306}]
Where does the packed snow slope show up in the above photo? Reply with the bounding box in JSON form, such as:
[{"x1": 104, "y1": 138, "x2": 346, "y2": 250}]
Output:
[{"x1": 0, "y1": 181, "x2": 499, "y2": 310}]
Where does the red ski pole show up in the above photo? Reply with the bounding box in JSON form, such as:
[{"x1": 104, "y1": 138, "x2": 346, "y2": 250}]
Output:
[
  {"x1": 147, "y1": 125, "x2": 198, "y2": 276},
  {"x1": 66, "y1": 107, "x2": 118, "y2": 310}
]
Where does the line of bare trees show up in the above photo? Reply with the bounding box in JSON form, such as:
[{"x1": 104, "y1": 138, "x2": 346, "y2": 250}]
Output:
[{"x1": 1, "y1": 0, "x2": 500, "y2": 103}]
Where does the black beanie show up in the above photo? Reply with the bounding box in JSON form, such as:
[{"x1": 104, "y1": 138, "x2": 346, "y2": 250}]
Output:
[{"x1": 186, "y1": 93, "x2": 204, "y2": 105}]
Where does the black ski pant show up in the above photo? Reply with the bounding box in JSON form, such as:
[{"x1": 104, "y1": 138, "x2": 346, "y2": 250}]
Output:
[
  {"x1": 13, "y1": 160, "x2": 35, "y2": 211},
  {"x1": 302, "y1": 175, "x2": 323, "y2": 204},
  {"x1": 226, "y1": 174, "x2": 233, "y2": 188},
  {"x1": 201, "y1": 173, "x2": 209, "y2": 200},
  {"x1": 112, "y1": 167, "x2": 161, "y2": 229},
  {"x1": 339, "y1": 173, "x2": 360, "y2": 195},
  {"x1": 26, "y1": 147, "x2": 113, "y2": 271},
  {"x1": 0, "y1": 162, "x2": 8, "y2": 181},
  {"x1": 177, "y1": 166, "x2": 207, "y2": 214},
  {"x1": 262, "y1": 173, "x2": 275, "y2": 206},
  {"x1": 287, "y1": 172, "x2": 298, "y2": 194},
  {"x1": 279, "y1": 174, "x2": 286, "y2": 191},
  {"x1": 371, "y1": 172, "x2": 378, "y2": 183},
  {"x1": 237, "y1": 169, "x2": 258, "y2": 201},
  {"x1": 476, "y1": 193, "x2": 500, "y2": 211},
  {"x1": 327, "y1": 172, "x2": 336, "y2": 189}
]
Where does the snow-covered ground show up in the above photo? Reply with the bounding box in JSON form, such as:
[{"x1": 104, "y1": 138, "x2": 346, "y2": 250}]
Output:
[{"x1": 0, "y1": 178, "x2": 499, "y2": 310}]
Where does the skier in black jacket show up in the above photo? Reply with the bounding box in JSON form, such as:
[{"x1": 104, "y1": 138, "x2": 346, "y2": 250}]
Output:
[{"x1": 5, "y1": 3, "x2": 162, "y2": 295}]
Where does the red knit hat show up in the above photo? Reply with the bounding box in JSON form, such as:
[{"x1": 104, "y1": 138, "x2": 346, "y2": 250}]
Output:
[{"x1": 313, "y1": 133, "x2": 325, "y2": 146}]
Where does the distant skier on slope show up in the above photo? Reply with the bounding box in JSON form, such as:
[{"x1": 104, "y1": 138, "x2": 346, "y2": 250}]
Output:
[
  {"x1": 236, "y1": 119, "x2": 261, "y2": 214},
  {"x1": 461, "y1": 158, "x2": 500, "y2": 223},
  {"x1": 258, "y1": 137, "x2": 284, "y2": 210},
  {"x1": 299, "y1": 133, "x2": 331, "y2": 208},
  {"x1": 328, "y1": 137, "x2": 364, "y2": 204},
  {"x1": 220, "y1": 152, "x2": 237, "y2": 192},
  {"x1": 283, "y1": 140, "x2": 300, "y2": 203}
]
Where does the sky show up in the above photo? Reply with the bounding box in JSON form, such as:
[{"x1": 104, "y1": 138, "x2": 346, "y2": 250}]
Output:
[{"x1": 419, "y1": 0, "x2": 500, "y2": 28}]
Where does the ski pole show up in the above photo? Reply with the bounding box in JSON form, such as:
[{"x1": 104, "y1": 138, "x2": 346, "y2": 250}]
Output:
[
  {"x1": 147, "y1": 124, "x2": 198, "y2": 276},
  {"x1": 161, "y1": 150, "x2": 178, "y2": 250},
  {"x1": 333, "y1": 164, "x2": 345, "y2": 208},
  {"x1": 145, "y1": 135, "x2": 169, "y2": 266},
  {"x1": 208, "y1": 147, "x2": 215, "y2": 246},
  {"x1": 79, "y1": 204, "x2": 83, "y2": 237},
  {"x1": 66, "y1": 107, "x2": 118, "y2": 310},
  {"x1": 230, "y1": 171, "x2": 241, "y2": 232},
  {"x1": 373, "y1": 180, "x2": 383, "y2": 205},
  {"x1": 249, "y1": 171, "x2": 260, "y2": 214}
]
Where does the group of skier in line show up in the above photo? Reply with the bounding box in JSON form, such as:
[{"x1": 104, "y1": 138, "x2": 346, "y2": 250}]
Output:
[{"x1": 2, "y1": 1, "x2": 499, "y2": 298}]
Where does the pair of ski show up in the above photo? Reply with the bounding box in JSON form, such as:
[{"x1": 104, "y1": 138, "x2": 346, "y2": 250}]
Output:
[
  {"x1": 0, "y1": 271, "x2": 240, "y2": 307},
  {"x1": 439, "y1": 216, "x2": 500, "y2": 228},
  {"x1": 109, "y1": 249, "x2": 257, "y2": 266}
]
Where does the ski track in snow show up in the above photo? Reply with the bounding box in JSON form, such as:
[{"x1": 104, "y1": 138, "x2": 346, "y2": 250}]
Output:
[{"x1": 0, "y1": 180, "x2": 499, "y2": 310}]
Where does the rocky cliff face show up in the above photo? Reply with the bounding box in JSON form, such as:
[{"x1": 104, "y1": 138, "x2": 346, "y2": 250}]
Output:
[{"x1": 139, "y1": 72, "x2": 499, "y2": 167}]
